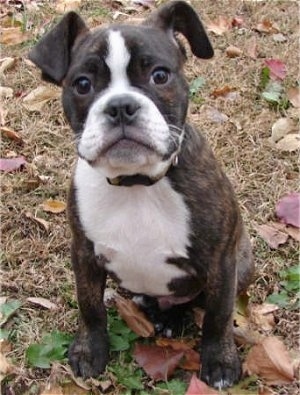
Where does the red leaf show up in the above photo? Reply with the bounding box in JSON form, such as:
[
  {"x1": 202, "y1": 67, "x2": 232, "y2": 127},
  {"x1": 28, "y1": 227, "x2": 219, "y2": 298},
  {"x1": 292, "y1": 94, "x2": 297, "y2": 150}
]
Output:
[
  {"x1": 276, "y1": 192, "x2": 300, "y2": 228},
  {"x1": 0, "y1": 156, "x2": 26, "y2": 172},
  {"x1": 185, "y1": 374, "x2": 219, "y2": 395},
  {"x1": 264, "y1": 59, "x2": 287, "y2": 80},
  {"x1": 133, "y1": 343, "x2": 184, "y2": 381}
]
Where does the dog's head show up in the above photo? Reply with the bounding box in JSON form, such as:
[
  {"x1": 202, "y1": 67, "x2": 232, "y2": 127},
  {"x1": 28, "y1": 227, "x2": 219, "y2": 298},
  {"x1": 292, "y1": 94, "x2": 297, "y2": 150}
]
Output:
[{"x1": 29, "y1": 1, "x2": 213, "y2": 181}]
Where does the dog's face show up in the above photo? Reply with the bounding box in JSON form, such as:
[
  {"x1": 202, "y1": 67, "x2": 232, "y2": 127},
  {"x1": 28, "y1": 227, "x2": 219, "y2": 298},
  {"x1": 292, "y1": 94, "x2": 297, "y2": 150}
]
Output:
[
  {"x1": 29, "y1": 1, "x2": 213, "y2": 179},
  {"x1": 64, "y1": 25, "x2": 189, "y2": 179}
]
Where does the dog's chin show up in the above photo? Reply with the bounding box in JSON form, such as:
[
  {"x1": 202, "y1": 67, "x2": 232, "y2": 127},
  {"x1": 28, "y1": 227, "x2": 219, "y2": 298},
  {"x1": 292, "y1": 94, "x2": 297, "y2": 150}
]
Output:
[{"x1": 87, "y1": 139, "x2": 168, "y2": 179}]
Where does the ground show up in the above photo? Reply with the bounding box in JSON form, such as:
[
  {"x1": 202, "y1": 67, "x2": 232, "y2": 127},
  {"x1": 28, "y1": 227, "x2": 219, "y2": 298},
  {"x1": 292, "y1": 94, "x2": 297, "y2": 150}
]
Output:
[{"x1": 0, "y1": 1, "x2": 299, "y2": 394}]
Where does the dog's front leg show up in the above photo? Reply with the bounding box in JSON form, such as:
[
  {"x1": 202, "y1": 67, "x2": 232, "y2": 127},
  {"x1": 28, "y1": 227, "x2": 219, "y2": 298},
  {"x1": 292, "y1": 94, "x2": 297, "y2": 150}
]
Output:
[
  {"x1": 68, "y1": 238, "x2": 109, "y2": 378},
  {"x1": 200, "y1": 253, "x2": 240, "y2": 389}
]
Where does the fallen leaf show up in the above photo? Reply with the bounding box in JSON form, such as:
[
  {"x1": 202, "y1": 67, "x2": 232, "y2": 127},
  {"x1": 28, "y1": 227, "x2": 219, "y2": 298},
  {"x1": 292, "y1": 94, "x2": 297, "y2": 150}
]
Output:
[
  {"x1": 258, "y1": 387, "x2": 274, "y2": 395},
  {"x1": 0, "y1": 57, "x2": 17, "y2": 75},
  {"x1": 255, "y1": 19, "x2": 280, "y2": 34},
  {"x1": 27, "y1": 297, "x2": 58, "y2": 310},
  {"x1": 115, "y1": 296, "x2": 154, "y2": 337},
  {"x1": 271, "y1": 117, "x2": 296, "y2": 143},
  {"x1": 244, "y1": 337, "x2": 294, "y2": 385},
  {"x1": 0, "y1": 126, "x2": 23, "y2": 144},
  {"x1": 133, "y1": 343, "x2": 184, "y2": 381},
  {"x1": 272, "y1": 33, "x2": 287, "y2": 43},
  {"x1": 226, "y1": 45, "x2": 243, "y2": 58},
  {"x1": 0, "y1": 86, "x2": 13, "y2": 98},
  {"x1": 285, "y1": 226, "x2": 300, "y2": 242},
  {"x1": 287, "y1": 87, "x2": 300, "y2": 108},
  {"x1": 0, "y1": 27, "x2": 30, "y2": 45},
  {"x1": 156, "y1": 338, "x2": 196, "y2": 351},
  {"x1": 248, "y1": 303, "x2": 279, "y2": 331},
  {"x1": 231, "y1": 16, "x2": 244, "y2": 28},
  {"x1": 276, "y1": 192, "x2": 300, "y2": 228},
  {"x1": 23, "y1": 86, "x2": 60, "y2": 112},
  {"x1": 202, "y1": 105, "x2": 228, "y2": 123},
  {"x1": 275, "y1": 133, "x2": 300, "y2": 152},
  {"x1": 253, "y1": 223, "x2": 288, "y2": 249},
  {"x1": 180, "y1": 349, "x2": 200, "y2": 371},
  {"x1": 55, "y1": 0, "x2": 82, "y2": 13},
  {"x1": 0, "y1": 104, "x2": 7, "y2": 125},
  {"x1": 0, "y1": 156, "x2": 26, "y2": 172},
  {"x1": 211, "y1": 85, "x2": 236, "y2": 98},
  {"x1": 25, "y1": 212, "x2": 50, "y2": 231},
  {"x1": 41, "y1": 199, "x2": 67, "y2": 214},
  {"x1": 185, "y1": 374, "x2": 219, "y2": 395},
  {"x1": 233, "y1": 325, "x2": 263, "y2": 346},
  {"x1": 0, "y1": 352, "x2": 15, "y2": 383},
  {"x1": 206, "y1": 16, "x2": 231, "y2": 36},
  {"x1": 245, "y1": 36, "x2": 258, "y2": 59},
  {"x1": 265, "y1": 59, "x2": 287, "y2": 80}
]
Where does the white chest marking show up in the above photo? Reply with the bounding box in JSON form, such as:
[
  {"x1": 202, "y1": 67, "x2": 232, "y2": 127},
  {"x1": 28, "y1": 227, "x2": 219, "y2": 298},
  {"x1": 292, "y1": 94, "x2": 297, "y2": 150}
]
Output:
[{"x1": 74, "y1": 159, "x2": 191, "y2": 296}]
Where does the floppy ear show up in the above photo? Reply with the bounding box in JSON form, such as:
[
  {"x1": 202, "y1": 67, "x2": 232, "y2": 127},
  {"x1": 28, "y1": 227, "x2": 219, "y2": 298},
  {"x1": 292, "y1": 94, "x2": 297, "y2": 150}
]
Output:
[
  {"x1": 28, "y1": 12, "x2": 89, "y2": 85},
  {"x1": 144, "y1": 0, "x2": 213, "y2": 59}
]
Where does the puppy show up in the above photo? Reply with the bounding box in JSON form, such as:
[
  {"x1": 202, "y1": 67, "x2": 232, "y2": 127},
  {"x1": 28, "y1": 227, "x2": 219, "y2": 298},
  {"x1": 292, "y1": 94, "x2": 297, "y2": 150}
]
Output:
[{"x1": 29, "y1": 0, "x2": 254, "y2": 389}]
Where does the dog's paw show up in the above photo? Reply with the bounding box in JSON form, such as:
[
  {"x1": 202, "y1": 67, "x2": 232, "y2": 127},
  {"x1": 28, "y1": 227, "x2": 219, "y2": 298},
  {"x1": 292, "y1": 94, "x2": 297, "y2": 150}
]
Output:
[
  {"x1": 68, "y1": 329, "x2": 109, "y2": 378},
  {"x1": 200, "y1": 342, "x2": 241, "y2": 389}
]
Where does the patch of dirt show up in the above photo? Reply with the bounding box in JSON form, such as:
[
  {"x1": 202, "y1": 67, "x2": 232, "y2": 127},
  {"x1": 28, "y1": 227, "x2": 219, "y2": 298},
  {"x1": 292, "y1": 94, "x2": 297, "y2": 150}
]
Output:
[{"x1": 1, "y1": 0, "x2": 299, "y2": 394}]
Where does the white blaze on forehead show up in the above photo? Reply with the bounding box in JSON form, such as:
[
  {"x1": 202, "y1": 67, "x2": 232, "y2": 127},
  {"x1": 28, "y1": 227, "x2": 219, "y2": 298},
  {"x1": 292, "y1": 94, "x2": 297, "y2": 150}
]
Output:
[{"x1": 105, "y1": 30, "x2": 131, "y2": 90}]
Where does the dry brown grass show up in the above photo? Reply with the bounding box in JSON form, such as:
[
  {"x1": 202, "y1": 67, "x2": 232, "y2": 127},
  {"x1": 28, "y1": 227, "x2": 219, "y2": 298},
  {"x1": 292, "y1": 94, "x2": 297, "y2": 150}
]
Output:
[{"x1": 1, "y1": 1, "x2": 299, "y2": 394}]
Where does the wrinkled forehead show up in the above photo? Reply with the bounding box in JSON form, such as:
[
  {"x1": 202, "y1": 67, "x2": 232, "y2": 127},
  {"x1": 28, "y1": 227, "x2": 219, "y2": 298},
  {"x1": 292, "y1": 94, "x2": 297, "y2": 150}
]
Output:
[{"x1": 72, "y1": 24, "x2": 182, "y2": 68}]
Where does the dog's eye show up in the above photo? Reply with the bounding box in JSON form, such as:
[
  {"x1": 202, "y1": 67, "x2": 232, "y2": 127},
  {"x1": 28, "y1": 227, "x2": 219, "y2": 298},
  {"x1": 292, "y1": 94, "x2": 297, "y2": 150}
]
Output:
[
  {"x1": 74, "y1": 77, "x2": 92, "y2": 95},
  {"x1": 151, "y1": 68, "x2": 170, "y2": 85}
]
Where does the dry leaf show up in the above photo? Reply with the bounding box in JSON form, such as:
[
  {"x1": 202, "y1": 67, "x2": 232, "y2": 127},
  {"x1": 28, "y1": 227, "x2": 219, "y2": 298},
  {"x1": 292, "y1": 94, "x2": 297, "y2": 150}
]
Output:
[
  {"x1": 211, "y1": 85, "x2": 235, "y2": 98},
  {"x1": 244, "y1": 337, "x2": 294, "y2": 385},
  {"x1": 248, "y1": 303, "x2": 279, "y2": 331},
  {"x1": 115, "y1": 296, "x2": 154, "y2": 337},
  {"x1": 265, "y1": 59, "x2": 287, "y2": 81},
  {"x1": 133, "y1": 343, "x2": 184, "y2": 381},
  {"x1": 180, "y1": 349, "x2": 200, "y2": 371},
  {"x1": 62, "y1": 382, "x2": 90, "y2": 395},
  {"x1": 25, "y1": 212, "x2": 50, "y2": 231},
  {"x1": 0, "y1": 126, "x2": 23, "y2": 144},
  {"x1": 254, "y1": 223, "x2": 288, "y2": 249},
  {"x1": 27, "y1": 297, "x2": 58, "y2": 310},
  {"x1": 0, "y1": 57, "x2": 17, "y2": 75},
  {"x1": 55, "y1": 0, "x2": 82, "y2": 13},
  {"x1": 0, "y1": 156, "x2": 26, "y2": 172},
  {"x1": 285, "y1": 226, "x2": 300, "y2": 242},
  {"x1": 272, "y1": 33, "x2": 287, "y2": 43},
  {"x1": 233, "y1": 325, "x2": 263, "y2": 346},
  {"x1": 0, "y1": 27, "x2": 30, "y2": 45},
  {"x1": 256, "y1": 19, "x2": 280, "y2": 34},
  {"x1": 0, "y1": 353, "x2": 13, "y2": 375},
  {"x1": 287, "y1": 87, "x2": 300, "y2": 108},
  {"x1": 275, "y1": 134, "x2": 300, "y2": 152},
  {"x1": 206, "y1": 16, "x2": 231, "y2": 36},
  {"x1": 0, "y1": 86, "x2": 13, "y2": 98},
  {"x1": 156, "y1": 338, "x2": 196, "y2": 351},
  {"x1": 226, "y1": 45, "x2": 243, "y2": 58},
  {"x1": 202, "y1": 105, "x2": 228, "y2": 123},
  {"x1": 271, "y1": 117, "x2": 295, "y2": 143},
  {"x1": 0, "y1": 104, "x2": 7, "y2": 126},
  {"x1": 41, "y1": 199, "x2": 67, "y2": 214},
  {"x1": 186, "y1": 374, "x2": 219, "y2": 395},
  {"x1": 23, "y1": 86, "x2": 60, "y2": 112},
  {"x1": 276, "y1": 192, "x2": 300, "y2": 228}
]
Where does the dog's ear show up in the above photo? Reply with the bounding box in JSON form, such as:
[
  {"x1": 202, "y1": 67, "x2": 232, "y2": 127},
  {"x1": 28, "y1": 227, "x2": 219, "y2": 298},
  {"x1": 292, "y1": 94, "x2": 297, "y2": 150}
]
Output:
[
  {"x1": 28, "y1": 12, "x2": 89, "y2": 85},
  {"x1": 144, "y1": 0, "x2": 213, "y2": 59}
]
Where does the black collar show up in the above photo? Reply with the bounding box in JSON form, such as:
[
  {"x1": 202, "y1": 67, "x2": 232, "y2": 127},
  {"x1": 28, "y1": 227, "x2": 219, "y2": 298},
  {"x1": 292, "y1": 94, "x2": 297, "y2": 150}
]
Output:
[
  {"x1": 106, "y1": 155, "x2": 178, "y2": 187},
  {"x1": 107, "y1": 173, "x2": 159, "y2": 187}
]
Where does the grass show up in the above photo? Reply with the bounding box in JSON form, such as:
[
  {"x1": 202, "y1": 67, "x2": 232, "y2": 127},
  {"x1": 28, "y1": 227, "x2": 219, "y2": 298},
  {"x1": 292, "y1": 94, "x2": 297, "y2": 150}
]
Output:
[{"x1": 1, "y1": 0, "x2": 299, "y2": 394}]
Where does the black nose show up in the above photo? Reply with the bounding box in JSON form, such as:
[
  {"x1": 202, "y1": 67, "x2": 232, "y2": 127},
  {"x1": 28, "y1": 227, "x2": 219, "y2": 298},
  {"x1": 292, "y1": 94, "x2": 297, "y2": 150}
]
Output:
[{"x1": 104, "y1": 95, "x2": 140, "y2": 125}]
